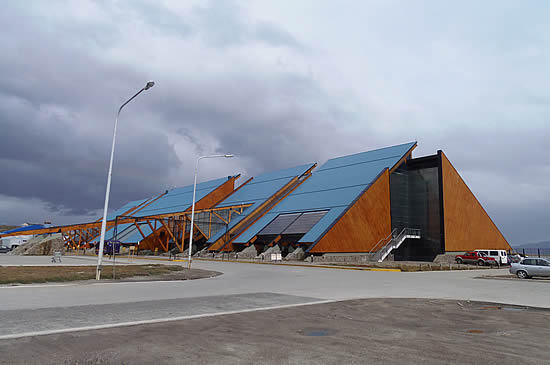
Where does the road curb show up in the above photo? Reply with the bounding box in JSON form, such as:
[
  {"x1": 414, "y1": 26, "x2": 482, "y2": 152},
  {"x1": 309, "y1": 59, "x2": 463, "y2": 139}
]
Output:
[{"x1": 127, "y1": 256, "x2": 401, "y2": 272}]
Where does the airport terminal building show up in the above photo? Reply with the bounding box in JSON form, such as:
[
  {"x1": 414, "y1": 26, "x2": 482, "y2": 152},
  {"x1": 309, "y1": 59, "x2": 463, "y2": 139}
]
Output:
[{"x1": 0, "y1": 142, "x2": 511, "y2": 262}]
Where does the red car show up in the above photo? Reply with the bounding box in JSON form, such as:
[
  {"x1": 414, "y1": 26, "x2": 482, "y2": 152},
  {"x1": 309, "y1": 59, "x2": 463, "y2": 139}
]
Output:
[{"x1": 455, "y1": 251, "x2": 498, "y2": 266}]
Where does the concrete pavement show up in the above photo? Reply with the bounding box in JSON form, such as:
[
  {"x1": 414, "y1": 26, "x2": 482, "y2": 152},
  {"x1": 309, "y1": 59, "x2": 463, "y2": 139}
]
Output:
[
  {"x1": 2, "y1": 298, "x2": 549, "y2": 365},
  {"x1": 0, "y1": 254, "x2": 136, "y2": 266},
  {"x1": 1, "y1": 256, "x2": 550, "y2": 340}
]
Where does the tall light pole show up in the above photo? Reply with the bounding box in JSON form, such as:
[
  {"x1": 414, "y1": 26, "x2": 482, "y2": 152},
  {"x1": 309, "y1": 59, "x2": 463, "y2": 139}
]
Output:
[
  {"x1": 187, "y1": 154, "x2": 233, "y2": 269},
  {"x1": 96, "y1": 81, "x2": 155, "y2": 280}
]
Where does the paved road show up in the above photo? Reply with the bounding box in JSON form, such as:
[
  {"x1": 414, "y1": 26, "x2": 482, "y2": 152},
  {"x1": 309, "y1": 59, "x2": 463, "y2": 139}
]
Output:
[
  {"x1": 0, "y1": 254, "x2": 133, "y2": 266},
  {"x1": 1, "y1": 257, "x2": 549, "y2": 339},
  {"x1": 3, "y1": 298, "x2": 549, "y2": 365}
]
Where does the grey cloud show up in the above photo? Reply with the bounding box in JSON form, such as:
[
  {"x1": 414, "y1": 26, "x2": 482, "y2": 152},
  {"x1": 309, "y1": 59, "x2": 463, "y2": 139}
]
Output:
[
  {"x1": 151, "y1": 70, "x2": 364, "y2": 177},
  {"x1": 191, "y1": 0, "x2": 304, "y2": 50},
  {"x1": 130, "y1": 0, "x2": 193, "y2": 38},
  {"x1": 0, "y1": 92, "x2": 180, "y2": 215},
  {"x1": 255, "y1": 22, "x2": 305, "y2": 50},
  {"x1": 0, "y1": 1, "x2": 548, "y2": 246},
  {"x1": 0, "y1": 5, "x2": 182, "y2": 217}
]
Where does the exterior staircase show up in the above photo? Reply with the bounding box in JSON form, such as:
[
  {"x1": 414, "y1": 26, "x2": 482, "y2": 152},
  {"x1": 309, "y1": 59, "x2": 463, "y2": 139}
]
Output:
[{"x1": 369, "y1": 228, "x2": 421, "y2": 262}]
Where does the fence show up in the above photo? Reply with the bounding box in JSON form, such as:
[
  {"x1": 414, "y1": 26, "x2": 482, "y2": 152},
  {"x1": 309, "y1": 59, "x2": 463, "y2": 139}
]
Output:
[{"x1": 515, "y1": 248, "x2": 550, "y2": 258}]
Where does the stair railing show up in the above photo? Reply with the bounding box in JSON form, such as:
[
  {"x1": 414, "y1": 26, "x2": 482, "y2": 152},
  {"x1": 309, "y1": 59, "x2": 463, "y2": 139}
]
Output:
[
  {"x1": 373, "y1": 227, "x2": 421, "y2": 262},
  {"x1": 369, "y1": 228, "x2": 397, "y2": 255}
]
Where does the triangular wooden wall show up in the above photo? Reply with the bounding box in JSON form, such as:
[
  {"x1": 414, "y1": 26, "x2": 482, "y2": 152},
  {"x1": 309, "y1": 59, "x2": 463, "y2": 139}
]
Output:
[
  {"x1": 441, "y1": 152, "x2": 511, "y2": 251},
  {"x1": 308, "y1": 169, "x2": 392, "y2": 253}
]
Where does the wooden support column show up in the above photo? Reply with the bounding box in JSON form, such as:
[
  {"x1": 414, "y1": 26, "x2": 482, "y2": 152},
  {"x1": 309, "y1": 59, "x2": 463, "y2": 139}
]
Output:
[
  {"x1": 146, "y1": 220, "x2": 165, "y2": 251},
  {"x1": 134, "y1": 223, "x2": 147, "y2": 239},
  {"x1": 268, "y1": 235, "x2": 281, "y2": 247},
  {"x1": 160, "y1": 220, "x2": 177, "y2": 245},
  {"x1": 212, "y1": 211, "x2": 228, "y2": 224}
]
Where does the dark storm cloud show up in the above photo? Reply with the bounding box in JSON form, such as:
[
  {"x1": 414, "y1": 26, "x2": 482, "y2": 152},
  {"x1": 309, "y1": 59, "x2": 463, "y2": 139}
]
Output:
[
  {"x1": 0, "y1": 1, "x2": 548, "y2": 246},
  {"x1": 0, "y1": 0, "x2": 337, "y2": 221},
  {"x1": 0, "y1": 91, "x2": 180, "y2": 215},
  {"x1": 0, "y1": 2, "x2": 182, "y2": 216}
]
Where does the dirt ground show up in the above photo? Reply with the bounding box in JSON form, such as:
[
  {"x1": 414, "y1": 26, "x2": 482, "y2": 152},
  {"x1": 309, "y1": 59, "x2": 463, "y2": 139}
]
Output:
[
  {"x1": 1, "y1": 298, "x2": 549, "y2": 365},
  {"x1": 0, "y1": 265, "x2": 221, "y2": 285}
]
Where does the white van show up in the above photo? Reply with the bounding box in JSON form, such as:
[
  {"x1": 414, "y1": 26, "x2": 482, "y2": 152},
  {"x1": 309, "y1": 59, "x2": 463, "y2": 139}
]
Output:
[{"x1": 475, "y1": 250, "x2": 507, "y2": 265}]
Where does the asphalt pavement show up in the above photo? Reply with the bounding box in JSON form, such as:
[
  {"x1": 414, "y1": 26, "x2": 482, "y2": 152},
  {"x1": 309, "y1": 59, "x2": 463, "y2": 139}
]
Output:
[
  {"x1": 1, "y1": 256, "x2": 550, "y2": 349},
  {"x1": 2, "y1": 298, "x2": 549, "y2": 365}
]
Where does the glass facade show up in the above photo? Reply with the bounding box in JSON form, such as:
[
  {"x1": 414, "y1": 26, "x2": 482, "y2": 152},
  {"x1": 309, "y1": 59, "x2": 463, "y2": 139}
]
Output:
[{"x1": 390, "y1": 157, "x2": 443, "y2": 261}]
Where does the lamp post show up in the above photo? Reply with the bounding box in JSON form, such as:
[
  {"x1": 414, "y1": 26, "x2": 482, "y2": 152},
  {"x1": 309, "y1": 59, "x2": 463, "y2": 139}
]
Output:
[
  {"x1": 187, "y1": 154, "x2": 233, "y2": 269},
  {"x1": 96, "y1": 81, "x2": 155, "y2": 280}
]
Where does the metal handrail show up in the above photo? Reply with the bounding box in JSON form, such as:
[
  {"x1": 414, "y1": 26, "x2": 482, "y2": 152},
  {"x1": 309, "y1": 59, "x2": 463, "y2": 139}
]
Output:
[
  {"x1": 369, "y1": 228, "x2": 397, "y2": 254},
  {"x1": 373, "y1": 227, "x2": 421, "y2": 262}
]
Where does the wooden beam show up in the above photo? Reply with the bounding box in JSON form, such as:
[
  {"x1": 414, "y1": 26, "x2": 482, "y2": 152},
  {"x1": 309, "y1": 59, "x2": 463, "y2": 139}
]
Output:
[
  {"x1": 0, "y1": 204, "x2": 252, "y2": 238},
  {"x1": 134, "y1": 223, "x2": 147, "y2": 239},
  {"x1": 66, "y1": 232, "x2": 77, "y2": 248},
  {"x1": 389, "y1": 142, "x2": 417, "y2": 173},
  {"x1": 192, "y1": 221, "x2": 208, "y2": 240},
  {"x1": 146, "y1": 220, "x2": 165, "y2": 251},
  {"x1": 212, "y1": 211, "x2": 229, "y2": 224},
  {"x1": 160, "y1": 219, "x2": 177, "y2": 243},
  {"x1": 209, "y1": 166, "x2": 316, "y2": 252}
]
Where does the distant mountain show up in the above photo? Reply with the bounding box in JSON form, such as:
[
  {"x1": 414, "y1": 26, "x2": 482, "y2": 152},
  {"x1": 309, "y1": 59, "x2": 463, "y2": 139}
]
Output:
[
  {"x1": 514, "y1": 240, "x2": 550, "y2": 249},
  {"x1": 0, "y1": 225, "x2": 18, "y2": 232}
]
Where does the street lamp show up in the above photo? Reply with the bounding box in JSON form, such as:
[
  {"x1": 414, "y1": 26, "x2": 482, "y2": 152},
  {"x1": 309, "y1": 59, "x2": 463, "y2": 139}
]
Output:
[
  {"x1": 96, "y1": 81, "x2": 155, "y2": 280},
  {"x1": 187, "y1": 154, "x2": 234, "y2": 269}
]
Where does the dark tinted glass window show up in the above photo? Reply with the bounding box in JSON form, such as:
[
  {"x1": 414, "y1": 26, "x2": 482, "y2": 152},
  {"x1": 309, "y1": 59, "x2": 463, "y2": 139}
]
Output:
[
  {"x1": 490, "y1": 251, "x2": 498, "y2": 256},
  {"x1": 283, "y1": 211, "x2": 328, "y2": 234},
  {"x1": 523, "y1": 259, "x2": 536, "y2": 266},
  {"x1": 259, "y1": 213, "x2": 301, "y2": 235}
]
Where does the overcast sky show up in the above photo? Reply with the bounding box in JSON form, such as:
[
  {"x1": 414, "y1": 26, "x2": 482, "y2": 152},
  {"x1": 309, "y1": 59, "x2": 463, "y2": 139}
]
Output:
[{"x1": 1, "y1": 0, "x2": 548, "y2": 244}]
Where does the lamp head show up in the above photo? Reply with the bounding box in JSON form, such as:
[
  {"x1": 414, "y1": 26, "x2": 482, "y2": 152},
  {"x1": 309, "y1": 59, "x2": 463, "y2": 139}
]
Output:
[
  {"x1": 224, "y1": 154, "x2": 234, "y2": 158},
  {"x1": 144, "y1": 81, "x2": 155, "y2": 90}
]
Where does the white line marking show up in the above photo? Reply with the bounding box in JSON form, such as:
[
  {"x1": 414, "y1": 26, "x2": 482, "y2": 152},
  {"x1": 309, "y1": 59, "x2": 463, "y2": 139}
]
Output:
[{"x1": 0, "y1": 299, "x2": 335, "y2": 340}]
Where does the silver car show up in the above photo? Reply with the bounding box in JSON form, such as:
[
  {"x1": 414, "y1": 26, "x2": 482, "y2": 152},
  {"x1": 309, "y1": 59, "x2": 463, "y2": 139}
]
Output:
[{"x1": 509, "y1": 258, "x2": 550, "y2": 279}]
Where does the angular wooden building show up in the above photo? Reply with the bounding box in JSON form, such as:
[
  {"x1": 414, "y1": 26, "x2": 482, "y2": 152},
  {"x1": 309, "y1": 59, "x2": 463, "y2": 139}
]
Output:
[
  {"x1": 206, "y1": 142, "x2": 510, "y2": 261},
  {"x1": 0, "y1": 142, "x2": 511, "y2": 261}
]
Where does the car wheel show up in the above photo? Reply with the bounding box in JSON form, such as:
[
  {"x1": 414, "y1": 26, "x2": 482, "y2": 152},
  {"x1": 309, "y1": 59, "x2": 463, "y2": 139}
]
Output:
[
  {"x1": 477, "y1": 260, "x2": 485, "y2": 266},
  {"x1": 456, "y1": 258, "x2": 463, "y2": 264},
  {"x1": 516, "y1": 270, "x2": 529, "y2": 279}
]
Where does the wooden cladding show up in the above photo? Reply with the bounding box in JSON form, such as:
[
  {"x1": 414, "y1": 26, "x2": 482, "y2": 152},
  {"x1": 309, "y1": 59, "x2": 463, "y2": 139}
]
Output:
[
  {"x1": 192, "y1": 177, "x2": 237, "y2": 211},
  {"x1": 441, "y1": 152, "x2": 511, "y2": 251},
  {"x1": 309, "y1": 169, "x2": 392, "y2": 253}
]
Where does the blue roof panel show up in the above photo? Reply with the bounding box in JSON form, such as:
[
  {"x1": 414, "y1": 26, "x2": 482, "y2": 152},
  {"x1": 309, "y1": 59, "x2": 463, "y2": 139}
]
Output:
[
  {"x1": 318, "y1": 142, "x2": 415, "y2": 171},
  {"x1": 106, "y1": 198, "x2": 149, "y2": 220},
  {"x1": 206, "y1": 163, "x2": 315, "y2": 245},
  {"x1": 118, "y1": 223, "x2": 153, "y2": 243},
  {"x1": 93, "y1": 176, "x2": 236, "y2": 244},
  {"x1": 135, "y1": 176, "x2": 233, "y2": 217},
  {"x1": 0, "y1": 224, "x2": 45, "y2": 235},
  {"x1": 234, "y1": 142, "x2": 416, "y2": 245}
]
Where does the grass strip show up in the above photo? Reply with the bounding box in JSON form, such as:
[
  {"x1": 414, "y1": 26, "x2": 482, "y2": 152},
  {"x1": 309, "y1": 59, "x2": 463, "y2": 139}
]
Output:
[{"x1": 0, "y1": 264, "x2": 184, "y2": 285}]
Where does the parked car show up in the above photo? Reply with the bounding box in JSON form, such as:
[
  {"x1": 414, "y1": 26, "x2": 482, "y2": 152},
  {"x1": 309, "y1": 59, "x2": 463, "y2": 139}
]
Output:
[
  {"x1": 455, "y1": 251, "x2": 498, "y2": 266},
  {"x1": 509, "y1": 258, "x2": 550, "y2": 279},
  {"x1": 0, "y1": 246, "x2": 10, "y2": 253},
  {"x1": 475, "y1": 249, "x2": 508, "y2": 265}
]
